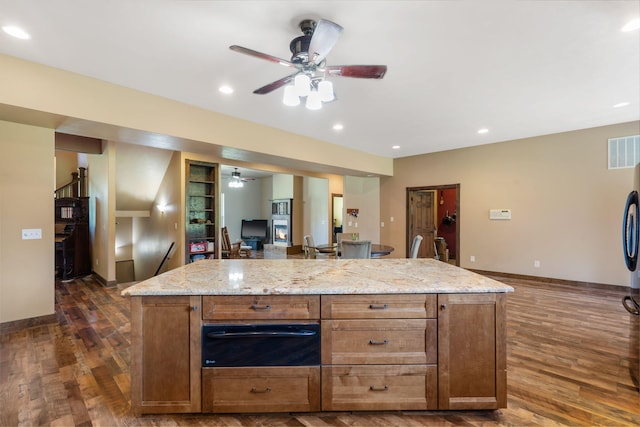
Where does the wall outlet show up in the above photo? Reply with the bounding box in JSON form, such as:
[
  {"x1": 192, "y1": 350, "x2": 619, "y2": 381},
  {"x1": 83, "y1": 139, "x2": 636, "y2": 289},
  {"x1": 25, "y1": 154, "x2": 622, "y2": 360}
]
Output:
[
  {"x1": 22, "y1": 228, "x2": 42, "y2": 240},
  {"x1": 534, "y1": 260, "x2": 541, "y2": 268},
  {"x1": 470, "y1": 255, "x2": 476, "y2": 262},
  {"x1": 390, "y1": 216, "x2": 394, "y2": 222},
  {"x1": 381, "y1": 221, "x2": 385, "y2": 227}
]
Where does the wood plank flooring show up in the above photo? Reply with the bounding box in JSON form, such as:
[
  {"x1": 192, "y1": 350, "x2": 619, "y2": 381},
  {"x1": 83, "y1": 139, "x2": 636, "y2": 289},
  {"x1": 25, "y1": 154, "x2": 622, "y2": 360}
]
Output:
[{"x1": 1, "y1": 272, "x2": 639, "y2": 426}]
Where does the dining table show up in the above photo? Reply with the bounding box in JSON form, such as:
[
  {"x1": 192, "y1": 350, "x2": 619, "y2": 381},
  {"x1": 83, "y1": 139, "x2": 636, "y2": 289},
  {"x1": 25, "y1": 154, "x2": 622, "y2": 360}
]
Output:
[{"x1": 310, "y1": 243, "x2": 394, "y2": 258}]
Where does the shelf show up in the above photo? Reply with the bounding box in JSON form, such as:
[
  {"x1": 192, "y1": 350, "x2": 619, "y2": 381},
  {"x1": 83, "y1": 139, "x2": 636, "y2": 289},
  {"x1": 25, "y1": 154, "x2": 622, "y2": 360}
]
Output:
[{"x1": 186, "y1": 160, "x2": 218, "y2": 263}]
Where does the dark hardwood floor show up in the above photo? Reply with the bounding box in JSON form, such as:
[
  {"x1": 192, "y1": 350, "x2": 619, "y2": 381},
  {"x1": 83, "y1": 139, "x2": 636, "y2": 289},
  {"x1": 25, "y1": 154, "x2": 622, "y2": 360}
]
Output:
[{"x1": 1, "y1": 270, "x2": 639, "y2": 426}]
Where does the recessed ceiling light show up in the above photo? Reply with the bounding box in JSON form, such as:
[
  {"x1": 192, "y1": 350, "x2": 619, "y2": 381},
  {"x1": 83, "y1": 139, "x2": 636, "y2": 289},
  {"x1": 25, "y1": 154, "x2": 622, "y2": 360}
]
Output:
[
  {"x1": 621, "y1": 18, "x2": 640, "y2": 32},
  {"x1": 613, "y1": 102, "x2": 630, "y2": 108},
  {"x1": 392, "y1": 145, "x2": 400, "y2": 150},
  {"x1": 478, "y1": 128, "x2": 489, "y2": 134},
  {"x1": 218, "y1": 85, "x2": 234, "y2": 94},
  {"x1": 332, "y1": 123, "x2": 344, "y2": 131},
  {"x1": 2, "y1": 25, "x2": 31, "y2": 40}
]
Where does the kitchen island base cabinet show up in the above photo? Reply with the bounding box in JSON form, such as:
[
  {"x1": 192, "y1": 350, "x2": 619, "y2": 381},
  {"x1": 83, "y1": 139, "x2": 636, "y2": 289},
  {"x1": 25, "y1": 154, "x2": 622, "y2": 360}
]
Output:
[
  {"x1": 438, "y1": 293, "x2": 507, "y2": 410},
  {"x1": 322, "y1": 365, "x2": 438, "y2": 411},
  {"x1": 130, "y1": 296, "x2": 202, "y2": 415},
  {"x1": 128, "y1": 288, "x2": 508, "y2": 414},
  {"x1": 202, "y1": 367, "x2": 320, "y2": 413}
]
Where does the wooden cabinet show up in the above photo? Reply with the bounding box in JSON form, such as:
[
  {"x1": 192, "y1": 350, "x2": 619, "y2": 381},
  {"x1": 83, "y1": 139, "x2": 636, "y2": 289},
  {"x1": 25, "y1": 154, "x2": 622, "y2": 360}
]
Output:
[
  {"x1": 129, "y1": 292, "x2": 507, "y2": 414},
  {"x1": 322, "y1": 365, "x2": 437, "y2": 411},
  {"x1": 437, "y1": 293, "x2": 507, "y2": 410},
  {"x1": 202, "y1": 295, "x2": 320, "y2": 320},
  {"x1": 130, "y1": 296, "x2": 201, "y2": 415},
  {"x1": 201, "y1": 295, "x2": 321, "y2": 413},
  {"x1": 186, "y1": 160, "x2": 218, "y2": 263},
  {"x1": 202, "y1": 367, "x2": 320, "y2": 413},
  {"x1": 54, "y1": 197, "x2": 91, "y2": 279},
  {"x1": 321, "y1": 294, "x2": 438, "y2": 411}
]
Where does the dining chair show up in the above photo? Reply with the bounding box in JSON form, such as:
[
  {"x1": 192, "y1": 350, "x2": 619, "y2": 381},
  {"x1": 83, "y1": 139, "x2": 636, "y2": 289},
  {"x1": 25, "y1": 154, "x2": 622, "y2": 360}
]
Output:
[
  {"x1": 340, "y1": 240, "x2": 371, "y2": 259},
  {"x1": 410, "y1": 235, "x2": 423, "y2": 258},
  {"x1": 304, "y1": 234, "x2": 336, "y2": 259}
]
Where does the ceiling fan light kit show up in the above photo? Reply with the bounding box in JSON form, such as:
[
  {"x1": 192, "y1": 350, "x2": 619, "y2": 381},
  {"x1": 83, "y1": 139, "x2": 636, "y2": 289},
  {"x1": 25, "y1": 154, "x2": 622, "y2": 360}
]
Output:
[
  {"x1": 230, "y1": 18, "x2": 387, "y2": 110},
  {"x1": 229, "y1": 168, "x2": 244, "y2": 188}
]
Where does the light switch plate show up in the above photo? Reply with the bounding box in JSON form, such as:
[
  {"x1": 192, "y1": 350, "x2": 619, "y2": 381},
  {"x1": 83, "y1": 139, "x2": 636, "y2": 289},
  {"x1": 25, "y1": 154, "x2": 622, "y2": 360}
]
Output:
[
  {"x1": 489, "y1": 209, "x2": 512, "y2": 220},
  {"x1": 22, "y1": 228, "x2": 42, "y2": 240}
]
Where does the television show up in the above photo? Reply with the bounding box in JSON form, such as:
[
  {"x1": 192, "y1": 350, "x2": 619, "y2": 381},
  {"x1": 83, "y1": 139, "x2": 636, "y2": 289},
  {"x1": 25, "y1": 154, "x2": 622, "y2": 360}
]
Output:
[{"x1": 241, "y1": 219, "x2": 269, "y2": 240}]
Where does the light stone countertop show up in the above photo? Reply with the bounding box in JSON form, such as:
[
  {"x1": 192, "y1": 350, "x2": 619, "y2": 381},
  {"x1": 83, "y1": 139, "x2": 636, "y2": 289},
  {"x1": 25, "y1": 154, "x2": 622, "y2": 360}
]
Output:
[{"x1": 121, "y1": 258, "x2": 514, "y2": 296}]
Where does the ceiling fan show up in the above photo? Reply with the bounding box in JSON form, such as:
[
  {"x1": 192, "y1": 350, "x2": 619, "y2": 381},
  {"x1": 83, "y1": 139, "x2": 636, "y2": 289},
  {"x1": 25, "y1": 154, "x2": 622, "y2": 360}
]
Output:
[
  {"x1": 229, "y1": 18, "x2": 387, "y2": 108},
  {"x1": 228, "y1": 168, "x2": 255, "y2": 188}
]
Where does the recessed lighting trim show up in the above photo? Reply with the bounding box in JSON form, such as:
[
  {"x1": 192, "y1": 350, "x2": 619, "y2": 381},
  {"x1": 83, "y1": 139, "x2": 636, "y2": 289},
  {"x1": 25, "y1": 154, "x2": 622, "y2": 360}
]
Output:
[
  {"x1": 332, "y1": 123, "x2": 344, "y2": 131},
  {"x1": 478, "y1": 128, "x2": 489, "y2": 134},
  {"x1": 613, "y1": 102, "x2": 630, "y2": 108},
  {"x1": 621, "y1": 18, "x2": 640, "y2": 32},
  {"x1": 2, "y1": 25, "x2": 31, "y2": 40},
  {"x1": 218, "y1": 85, "x2": 234, "y2": 94},
  {"x1": 392, "y1": 145, "x2": 400, "y2": 150}
]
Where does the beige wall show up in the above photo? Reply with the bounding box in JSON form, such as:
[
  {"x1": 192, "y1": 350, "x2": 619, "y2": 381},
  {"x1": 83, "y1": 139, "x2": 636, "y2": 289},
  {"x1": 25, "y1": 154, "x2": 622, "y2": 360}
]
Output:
[
  {"x1": 0, "y1": 54, "x2": 392, "y2": 178},
  {"x1": 132, "y1": 151, "x2": 183, "y2": 280},
  {"x1": 88, "y1": 141, "x2": 116, "y2": 283},
  {"x1": 343, "y1": 176, "x2": 381, "y2": 243},
  {"x1": 54, "y1": 150, "x2": 78, "y2": 189},
  {"x1": 381, "y1": 121, "x2": 640, "y2": 286},
  {"x1": 0, "y1": 121, "x2": 55, "y2": 323}
]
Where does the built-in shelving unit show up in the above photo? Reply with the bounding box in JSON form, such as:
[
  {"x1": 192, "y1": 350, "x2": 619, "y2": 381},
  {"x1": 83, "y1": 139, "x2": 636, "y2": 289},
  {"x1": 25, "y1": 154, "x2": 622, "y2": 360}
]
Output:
[{"x1": 185, "y1": 160, "x2": 218, "y2": 263}]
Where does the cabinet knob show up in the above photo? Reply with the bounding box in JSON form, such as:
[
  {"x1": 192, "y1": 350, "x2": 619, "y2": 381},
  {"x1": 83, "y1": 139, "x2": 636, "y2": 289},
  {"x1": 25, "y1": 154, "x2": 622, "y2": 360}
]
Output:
[
  {"x1": 191, "y1": 305, "x2": 198, "y2": 311},
  {"x1": 440, "y1": 304, "x2": 447, "y2": 310}
]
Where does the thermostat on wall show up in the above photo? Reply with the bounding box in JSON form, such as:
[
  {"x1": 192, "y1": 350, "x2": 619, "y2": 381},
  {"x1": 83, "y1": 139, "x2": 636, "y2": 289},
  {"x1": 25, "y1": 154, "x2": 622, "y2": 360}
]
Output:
[{"x1": 489, "y1": 209, "x2": 511, "y2": 220}]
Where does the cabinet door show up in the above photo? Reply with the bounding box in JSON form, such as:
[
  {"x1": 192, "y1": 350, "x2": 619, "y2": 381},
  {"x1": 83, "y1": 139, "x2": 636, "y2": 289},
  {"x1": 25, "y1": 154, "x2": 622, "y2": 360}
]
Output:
[
  {"x1": 437, "y1": 293, "x2": 507, "y2": 410},
  {"x1": 130, "y1": 296, "x2": 201, "y2": 414}
]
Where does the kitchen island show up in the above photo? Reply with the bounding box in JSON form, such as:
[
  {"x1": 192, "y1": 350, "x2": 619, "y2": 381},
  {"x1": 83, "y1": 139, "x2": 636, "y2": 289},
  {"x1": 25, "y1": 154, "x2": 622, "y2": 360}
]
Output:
[{"x1": 122, "y1": 258, "x2": 513, "y2": 415}]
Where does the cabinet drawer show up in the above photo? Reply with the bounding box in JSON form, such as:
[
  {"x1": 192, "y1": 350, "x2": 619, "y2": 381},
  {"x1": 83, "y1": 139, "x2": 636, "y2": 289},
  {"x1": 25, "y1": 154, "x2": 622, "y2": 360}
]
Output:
[
  {"x1": 202, "y1": 295, "x2": 320, "y2": 320},
  {"x1": 321, "y1": 294, "x2": 436, "y2": 319},
  {"x1": 322, "y1": 319, "x2": 437, "y2": 365},
  {"x1": 202, "y1": 366, "x2": 320, "y2": 413},
  {"x1": 322, "y1": 365, "x2": 437, "y2": 411}
]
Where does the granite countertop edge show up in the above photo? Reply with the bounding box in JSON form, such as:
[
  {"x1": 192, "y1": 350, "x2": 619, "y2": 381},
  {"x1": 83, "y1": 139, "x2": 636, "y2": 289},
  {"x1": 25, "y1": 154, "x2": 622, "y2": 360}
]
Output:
[{"x1": 121, "y1": 258, "x2": 514, "y2": 297}]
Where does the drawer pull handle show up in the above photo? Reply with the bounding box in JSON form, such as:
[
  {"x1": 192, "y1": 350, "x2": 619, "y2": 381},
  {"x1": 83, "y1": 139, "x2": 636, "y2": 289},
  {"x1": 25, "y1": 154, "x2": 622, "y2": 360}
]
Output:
[
  {"x1": 250, "y1": 304, "x2": 271, "y2": 311},
  {"x1": 369, "y1": 304, "x2": 388, "y2": 310},
  {"x1": 369, "y1": 385, "x2": 389, "y2": 392},
  {"x1": 251, "y1": 387, "x2": 272, "y2": 393},
  {"x1": 369, "y1": 339, "x2": 389, "y2": 345}
]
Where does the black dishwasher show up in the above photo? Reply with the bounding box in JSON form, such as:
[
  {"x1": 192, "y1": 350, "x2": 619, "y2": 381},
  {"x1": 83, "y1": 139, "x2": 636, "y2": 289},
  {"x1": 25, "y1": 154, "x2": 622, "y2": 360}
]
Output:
[{"x1": 202, "y1": 323, "x2": 320, "y2": 367}]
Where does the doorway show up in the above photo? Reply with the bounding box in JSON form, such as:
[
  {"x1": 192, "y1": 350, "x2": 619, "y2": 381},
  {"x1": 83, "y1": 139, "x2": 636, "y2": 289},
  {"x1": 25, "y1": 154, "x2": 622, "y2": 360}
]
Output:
[
  {"x1": 407, "y1": 184, "x2": 459, "y2": 265},
  {"x1": 332, "y1": 193, "x2": 343, "y2": 244}
]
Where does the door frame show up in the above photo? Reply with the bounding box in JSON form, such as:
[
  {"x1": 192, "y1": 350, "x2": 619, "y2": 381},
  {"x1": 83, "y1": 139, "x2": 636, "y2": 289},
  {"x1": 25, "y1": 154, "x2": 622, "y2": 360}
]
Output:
[{"x1": 406, "y1": 184, "x2": 460, "y2": 266}]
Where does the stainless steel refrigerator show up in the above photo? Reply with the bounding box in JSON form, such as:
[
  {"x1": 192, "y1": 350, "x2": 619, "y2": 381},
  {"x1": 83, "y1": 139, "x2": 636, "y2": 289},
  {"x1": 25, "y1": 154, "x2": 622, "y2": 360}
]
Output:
[{"x1": 622, "y1": 164, "x2": 640, "y2": 390}]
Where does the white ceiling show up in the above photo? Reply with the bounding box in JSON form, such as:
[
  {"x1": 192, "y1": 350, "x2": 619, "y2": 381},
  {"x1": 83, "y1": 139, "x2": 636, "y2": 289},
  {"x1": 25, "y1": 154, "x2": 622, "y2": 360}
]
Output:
[{"x1": 1, "y1": 1, "x2": 639, "y2": 160}]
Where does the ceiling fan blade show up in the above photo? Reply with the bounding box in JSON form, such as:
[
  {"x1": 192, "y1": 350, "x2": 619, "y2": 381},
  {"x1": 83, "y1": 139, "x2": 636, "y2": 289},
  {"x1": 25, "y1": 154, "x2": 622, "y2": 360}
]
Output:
[
  {"x1": 229, "y1": 45, "x2": 295, "y2": 68},
  {"x1": 253, "y1": 72, "x2": 298, "y2": 94},
  {"x1": 308, "y1": 19, "x2": 343, "y2": 64},
  {"x1": 325, "y1": 65, "x2": 387, "y2": 79}
]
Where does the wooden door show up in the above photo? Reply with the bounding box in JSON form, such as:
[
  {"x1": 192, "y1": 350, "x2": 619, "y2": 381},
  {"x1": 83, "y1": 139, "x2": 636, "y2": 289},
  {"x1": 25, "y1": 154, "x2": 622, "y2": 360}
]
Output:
[
  {"x1": 437, "y1": 293, "x2": 507, "y2": 410},
  {"x1": 131, "y1": 296, "x2": 202, "y2": 414},
  {"x1": 408, "y1": 191, "x2": 435, "y2": 258}
]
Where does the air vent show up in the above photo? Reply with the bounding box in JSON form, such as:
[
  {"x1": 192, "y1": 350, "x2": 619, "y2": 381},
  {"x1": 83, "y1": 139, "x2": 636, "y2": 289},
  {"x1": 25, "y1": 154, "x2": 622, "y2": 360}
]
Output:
[{"x1": 608, "y1": 135, "x2": 640, "y2": 169}]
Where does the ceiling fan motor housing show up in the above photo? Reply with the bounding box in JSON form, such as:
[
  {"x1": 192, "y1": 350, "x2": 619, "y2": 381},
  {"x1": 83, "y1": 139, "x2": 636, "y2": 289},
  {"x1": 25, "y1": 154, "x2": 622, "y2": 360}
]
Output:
[
  {"x1": 289, "y1": 35, "x2": 311, "y2": 63},
  {"x1": 289, "y1": 19, "x2": 316, "y2": 64}
]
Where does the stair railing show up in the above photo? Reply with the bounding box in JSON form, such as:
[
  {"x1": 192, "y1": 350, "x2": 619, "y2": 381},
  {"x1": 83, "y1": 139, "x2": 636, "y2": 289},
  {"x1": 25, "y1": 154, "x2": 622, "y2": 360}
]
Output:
[{"x1": 55, "y1": 167, "x2": 87, "y2": 198}]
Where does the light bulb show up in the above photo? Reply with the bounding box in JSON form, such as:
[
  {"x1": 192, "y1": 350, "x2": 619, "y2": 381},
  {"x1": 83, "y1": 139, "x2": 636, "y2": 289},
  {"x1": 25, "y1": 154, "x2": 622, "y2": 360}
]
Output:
[
  {"x1": 282, "y1": 85, "x2": 300, "y2": 106},
  {"x1": 294, "y1": 74, "x2": 311, "y2": 97},
  {"x1": 306, "y1": 90, "x2": 322, "y2": 110},
  {"x1": 318, "y1": 80, "x2": 334, "y2": 102}
]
